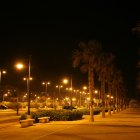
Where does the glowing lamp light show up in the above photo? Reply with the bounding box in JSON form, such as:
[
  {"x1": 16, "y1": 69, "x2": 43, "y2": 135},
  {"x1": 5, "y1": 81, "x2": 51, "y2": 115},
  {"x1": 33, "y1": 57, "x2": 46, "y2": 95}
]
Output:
[
  {"x1": 94, "y1": 90, "x2": 98, "y2": 94},
  {"x1": 63, "y1": 79, "x2": 68, "y2": 84},
  {"x1": 83, "y1": 86, "x2": 87, "y2": 90},
  {"x1": 16, "y1": 63, "x2": 24, "y2": 69},
  {"x1": 2, "y1": 70, "x2": 6, "y2": 74}
]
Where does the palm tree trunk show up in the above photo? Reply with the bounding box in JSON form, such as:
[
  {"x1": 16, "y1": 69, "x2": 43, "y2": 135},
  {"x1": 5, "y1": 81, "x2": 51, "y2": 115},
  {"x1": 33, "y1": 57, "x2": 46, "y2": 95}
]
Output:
[
  {"x1": 88, "y1": 62, "x2": 94, "y2": 122},
  {"x1": 116, "y1": 88, "x2": 119, "y2": 112},
  {"x1": 120, "y1": 96, "x2": 123, "y2": 111},
  {"x1": 108, "y1": 82, "x2": 111, "y2": 116},
  {"x1": 115, "y1": 89, "x2": 117, "y2": 112},
  {"x1": 121, "y1": 96, "x2": 124, "y2": 110},
  {"x1": 112, "y1": 86, "x2": 116, "y2": 114},
  {"x1": 101, "y1": 77, "x2": 105, "y2": 118},
  {"x1": 118, "y1": 95, "x2": 120, "y2": 112}
]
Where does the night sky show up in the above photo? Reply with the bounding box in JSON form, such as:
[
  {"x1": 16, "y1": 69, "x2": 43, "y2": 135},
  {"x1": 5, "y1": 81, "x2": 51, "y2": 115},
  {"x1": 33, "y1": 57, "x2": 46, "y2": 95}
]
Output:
[{"x1": 0, "y1": 1, "x2": 139, "y2": 97}]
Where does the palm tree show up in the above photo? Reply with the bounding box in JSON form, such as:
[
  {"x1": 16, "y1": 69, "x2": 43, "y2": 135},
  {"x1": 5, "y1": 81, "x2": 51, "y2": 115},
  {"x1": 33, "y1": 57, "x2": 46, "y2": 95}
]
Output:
[
  {"x1": 132, "y1": 20, "x2": 140, "y2": 35},
  {"x1": 73, "y1": 40, "x2": 102, "y2": 122},
  {"x1": 112, "y1": 69, "x2": 123, "y2": 113},
  {"x1": 106, "y1": 65, "x2": 114, "y2": 116},
  {"x1": 96, "y1": 53, "x2": 106, "y2": 118},
  {"x1": 105, "y1": 54, "x2": 115, "y2": 116},
  {"x1": 117, "y1": 77, "x2": 125, "y2": 111},
  {"x1": 96, "y1": 53, "x2": 115, "y2": 117}
]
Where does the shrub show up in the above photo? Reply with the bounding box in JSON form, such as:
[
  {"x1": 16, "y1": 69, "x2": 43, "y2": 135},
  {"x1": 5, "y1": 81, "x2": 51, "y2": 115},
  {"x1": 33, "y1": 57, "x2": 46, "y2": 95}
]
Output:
[
  {"x1": 105, "y1": 107, "x2": 108, "y2": 112},
  {"x1": 129, "y1": 99, "x2": 139, "y2": 108},
  {"x1": 30, "y1": 110, "x2": 83, "y2": 123},
  {"x1": 19, "y1": 114, "x2": 27, "y2": 120},
  {"x1": 3, "y1": 102, "x2": 22, "y2": 109},
  {"x1": 30, "y1": 102, "x2": 40, "y2": 109},
  {"x1": 77, "y1": 108, "x2": 101, "y2": 115}
]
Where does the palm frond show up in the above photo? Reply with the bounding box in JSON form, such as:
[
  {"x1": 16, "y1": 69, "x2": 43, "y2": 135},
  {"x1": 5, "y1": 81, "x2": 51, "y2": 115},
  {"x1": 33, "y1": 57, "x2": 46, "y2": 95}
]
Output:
[
  {"x1": 80, "y1": 64, "x2": 89, "y2": 73},
  {"x1": 72, "y1": 49, "x2": 82, "y2": 68}
]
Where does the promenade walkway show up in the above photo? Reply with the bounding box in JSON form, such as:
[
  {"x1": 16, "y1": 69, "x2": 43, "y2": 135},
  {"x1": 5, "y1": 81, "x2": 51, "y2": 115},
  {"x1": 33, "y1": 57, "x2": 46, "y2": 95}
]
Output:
[
  {"x1": 0, "y1": 108, "x2": 140, "y2": 140},
  {"x1": 48, "y1": 108, "x2": 140, "y2": 125},
  {"x1": 0, "y1": 108, "x2": 140, "y2": 125}
]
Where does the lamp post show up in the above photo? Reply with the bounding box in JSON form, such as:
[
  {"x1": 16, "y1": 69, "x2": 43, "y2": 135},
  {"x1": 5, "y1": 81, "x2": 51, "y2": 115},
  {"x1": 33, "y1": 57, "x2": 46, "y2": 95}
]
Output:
[
  {"x1": 94, "y1": 89, "x2": 101, "y2": 107},
  {"x1": 63, "y1": 77, "x2": 73, "y2": 110},
  {"x1": 73, "y1": 89, "x2": 79, "y2": 106},
  {"x1": 56, "y1": 85, "x2": 63, "y2": 100},
  {"x1": 0, "y1": 69, "x2": 6, "y2": 101},
  {"x1": 42, "y1": 81, "x2": 50, "y2": 97},
  {"x1": 23, "y1": 77, "x2": 32, "y2": 114},
  {"x1": 27, "y1": 57, "x2": 31, "y2": 115},
  {"x1": 3, "y1": 93, "x2": 7, "y2": 101},
  {"x1": 15, "y1": 56, "x2": 31, "y2": 115},
  {"x1": 0, "y1": 70, "x2": 6, "y2": 85}
]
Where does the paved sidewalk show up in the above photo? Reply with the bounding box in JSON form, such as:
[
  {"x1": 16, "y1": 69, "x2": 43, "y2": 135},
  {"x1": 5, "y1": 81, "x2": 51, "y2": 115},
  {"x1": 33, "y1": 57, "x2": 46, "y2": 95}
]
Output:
[
  {"x1": 0, "y1": 116, "x2": 20, "y2": 124},
  {"x1": 47, "y1": 108, "x2": 140, "y2": 125},
  {"x1": 0, "y1": 108, "x2": 140, "y2": 140},
  {"x1": 0, "y1": 108, "x2": 140, "y2": 125}
]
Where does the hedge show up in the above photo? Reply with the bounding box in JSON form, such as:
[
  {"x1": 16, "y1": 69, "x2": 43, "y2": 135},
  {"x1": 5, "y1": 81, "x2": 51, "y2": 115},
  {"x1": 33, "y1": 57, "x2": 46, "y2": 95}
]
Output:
[{"x1": 19, "y1": 110, "x2": 83, "y2": 122}]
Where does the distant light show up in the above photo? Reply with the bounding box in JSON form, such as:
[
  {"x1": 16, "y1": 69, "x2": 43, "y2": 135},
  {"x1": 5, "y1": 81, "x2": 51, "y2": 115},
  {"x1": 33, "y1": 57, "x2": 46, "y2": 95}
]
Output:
[
  {"x1": 66, "y1": 87, "x2": 72, "y2": 91},
  {"x1": 94, "y1": 90, "x2": 98, "y2": 94},
  {"x1": 63, "y1": 79, "x2": 68, "y2": 84},
  {"x1": 111, "y1": 96, "x2": 114, "y2": 99},
  {"x1": 42, "y1": 81, "x2": 50, "y2": 85},
  {"x1": 23, "y1": 77, "x2": 27, "y2": 80},
  {"x1": 2, "y1": 70, "x2": 6, "y2": 74},
  {"x1": 16, "y1": 63, "x2": 24, "y2": 69},
  {"x1": 23, "y1": 77, "x2": 33, "y2": 80},
  {"x1": 72, "y1": 98, "x2": 76, "y2": 101},
  {"x1": 107, "y1": 94, "x2": 110, "y2": 98},
  {"x1": 83, "y1": 86, "x2": 87, "y2": 90},
  {"x1": 30, "y1": 77, "x2": 33, "y2": 80},
  {"x1": 65, "y1": 97, "x2": 69, "y2": 100},
  {"x1": 4, "y1": 94, "x2": 8, "y2": 97}
]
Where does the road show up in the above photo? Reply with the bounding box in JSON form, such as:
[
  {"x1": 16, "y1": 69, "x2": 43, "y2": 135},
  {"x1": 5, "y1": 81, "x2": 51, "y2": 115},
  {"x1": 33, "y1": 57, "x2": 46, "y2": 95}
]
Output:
[
  {"x1": 0, "y1": 109, "x2": 23, "y2": 117},
  {"x1": 0, "y1": 108, "x2": 140, "y2": 140},
  {"x1": 0, "y1": 108, "x2": 36, "y2": 124},
  {"x1": 0, "y1": 108, "x2": 37, "y2": 117}
]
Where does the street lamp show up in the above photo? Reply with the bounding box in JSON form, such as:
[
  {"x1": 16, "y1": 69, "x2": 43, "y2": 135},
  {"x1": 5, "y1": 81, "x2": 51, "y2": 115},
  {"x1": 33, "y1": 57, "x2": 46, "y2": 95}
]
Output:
[
  {"x1": 23, "y1": 77, "x2": 33, "y2": 105},
  {"x1": 73, "y1": 89, "x2": 79, "y2": 106},
  {"x1": 42, "y1": 81, "x2": 50, "y2": 96},
  {"x1": 3, "y1": 93, "x2": 7, "y2": 101},
  {"x1": 23, "y1": 77, "x2": 33, "y2": 81},
  {"x1": 94, "y1": 89, "x2": 100, "y2": 107},
  {"x1": 56, "y1": 85, "x2": 63, "y2": 100},
  {"x1": 15, "y1": 56, "x2": 31, "y2": 115},
  {"x1": 83, "y1": 86, "x2": 87, "y2": 90},
  {"x1": 94, "y1": 90, "x2": 98, "y2": 94},
  {"x1": 63, "y1": 77, "x2": 73, "y2": 110},
  {"x1": 16, "y1": 63, "x2": 24, "y2": 69},
  {"x1": 0, "y1": 69, "x2": 6, "y2": 101}
]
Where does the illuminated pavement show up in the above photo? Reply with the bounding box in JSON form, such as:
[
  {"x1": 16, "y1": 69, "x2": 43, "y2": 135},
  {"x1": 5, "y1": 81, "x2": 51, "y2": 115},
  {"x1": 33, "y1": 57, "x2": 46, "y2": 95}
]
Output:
[{"x1": 0, "y1": 108, "x2": 140, "y2": 140}]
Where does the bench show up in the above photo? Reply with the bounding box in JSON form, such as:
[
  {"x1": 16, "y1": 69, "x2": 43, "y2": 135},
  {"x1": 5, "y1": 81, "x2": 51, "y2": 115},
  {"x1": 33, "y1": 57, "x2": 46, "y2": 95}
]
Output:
[
  {"x1": 38, "y1": 117, "x2": 50, "y2": 123},
  {"x1": 20, "y1": 119, "x2": 35, "y2": 128}
]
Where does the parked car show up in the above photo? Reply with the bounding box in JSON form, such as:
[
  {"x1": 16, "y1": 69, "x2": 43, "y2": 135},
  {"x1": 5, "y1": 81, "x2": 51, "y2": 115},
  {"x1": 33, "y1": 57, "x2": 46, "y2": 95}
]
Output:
[
  {"x1": 0, "y1": 105, "x2": 8, "y2": 110},
  {"x1": 63, "y1": 106, "x2": 76, "y2": 110}
]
